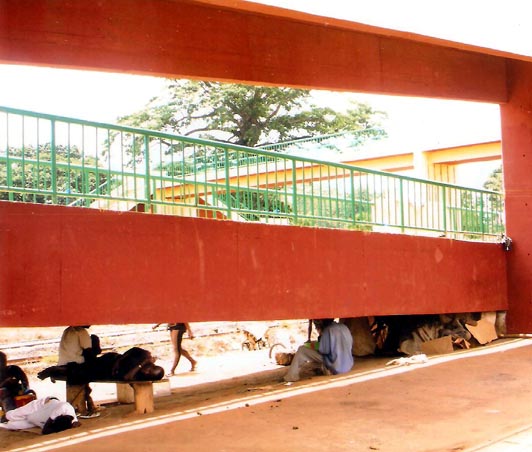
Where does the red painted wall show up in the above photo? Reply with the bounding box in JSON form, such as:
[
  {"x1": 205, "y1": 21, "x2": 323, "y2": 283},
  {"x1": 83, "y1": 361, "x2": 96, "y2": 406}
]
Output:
[
  {"x1": 0, "y1": 202, "x2": 507, "y2": 327},
  {"x1": 501, "y1": 61, "x2": 532, "y2": 333}
]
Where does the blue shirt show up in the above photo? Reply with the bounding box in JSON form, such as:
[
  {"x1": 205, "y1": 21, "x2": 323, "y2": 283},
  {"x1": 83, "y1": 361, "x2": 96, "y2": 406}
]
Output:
[{"x1": 318, "y1": 322, "x2": 354, "y2": 374}]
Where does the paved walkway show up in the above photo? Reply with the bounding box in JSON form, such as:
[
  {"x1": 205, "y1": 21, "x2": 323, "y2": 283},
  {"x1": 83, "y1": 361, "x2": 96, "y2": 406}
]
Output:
[
  {"x1": 470, "y1": 427, "x2": 532, "y2": 452},
  {"x1": 468, "y1": 425, "x2": 532, "y2": 451},
  {"x1": 3, "y1": 339, "x2": 532, "y2": 451}
]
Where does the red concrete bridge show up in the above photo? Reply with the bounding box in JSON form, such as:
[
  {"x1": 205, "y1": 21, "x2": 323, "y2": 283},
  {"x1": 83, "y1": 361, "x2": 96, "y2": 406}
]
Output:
[{"x1": 0, "y1": 1, "x2": 530, "y2": 334}]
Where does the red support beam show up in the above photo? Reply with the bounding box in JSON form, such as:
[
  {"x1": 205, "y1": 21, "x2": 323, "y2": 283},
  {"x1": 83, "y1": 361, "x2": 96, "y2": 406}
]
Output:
[{"x1": 0, "y1": 0, "x2": 507, "y2": 102}]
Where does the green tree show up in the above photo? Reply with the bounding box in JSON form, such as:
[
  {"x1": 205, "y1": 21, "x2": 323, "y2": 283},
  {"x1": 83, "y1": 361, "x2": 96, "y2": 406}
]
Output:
[
  {"x1": 1, "y1": 144, "x2": 106, "y2": 204},
  {"x1": 457, "y1": 166, "x2": 505, "y2": 238},
  {"x1": 228, "y1": 187, "x2": 291, "y2": 221},
  {"x1": 294, "y1": 187, "x2": 373, "y2": 231},
  {"x1": 483, "y1": 165, "x2": 503, "y2": 192},
  {"x1": 118, "y1": 80, "x2": 387, "y2": 148}
]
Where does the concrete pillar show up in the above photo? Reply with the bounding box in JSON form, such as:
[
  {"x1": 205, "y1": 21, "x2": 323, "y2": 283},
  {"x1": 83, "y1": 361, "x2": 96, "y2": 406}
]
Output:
[{"x1": 500, "y1": 60, "x2": 532, "y2": 333}]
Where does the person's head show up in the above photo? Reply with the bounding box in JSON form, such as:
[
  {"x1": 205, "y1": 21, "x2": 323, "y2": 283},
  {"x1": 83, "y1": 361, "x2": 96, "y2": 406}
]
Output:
[
  {"x1": 90, "y1": 334, "x2": 102, "y2": 355},
  {"x1": 313, "y1": 318, "x2": 335, "y2": 333},
  {"x1": 41, "y1": 415, "x2": 79, "y2": 435},
  {"x1": 139, "y1": 364, "x2": 164, "y2": 380},
  {"x1": 0, "y1": 351, "x2": 6, "y2": 369}
]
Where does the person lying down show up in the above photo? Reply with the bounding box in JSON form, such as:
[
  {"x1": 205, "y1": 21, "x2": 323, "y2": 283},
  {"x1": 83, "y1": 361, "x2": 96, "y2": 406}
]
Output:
[
  {"x1": 38, "y1": 346, "x2": 164, "y2": 383},
  {"x1": 0, "y1": 397, "x2": 80, "y2": 434}
]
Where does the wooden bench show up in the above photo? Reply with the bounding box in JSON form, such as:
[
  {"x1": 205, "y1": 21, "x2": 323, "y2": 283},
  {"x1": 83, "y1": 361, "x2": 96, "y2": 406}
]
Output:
[{"x1": 55, "y1": 377, "x2": 169, "y2": 414}]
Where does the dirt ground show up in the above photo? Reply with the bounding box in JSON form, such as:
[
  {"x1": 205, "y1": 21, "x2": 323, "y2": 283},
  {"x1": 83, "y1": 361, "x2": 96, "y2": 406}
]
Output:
[{"x1": 2, "y1": 337, "x2": 532, "y2": 452}]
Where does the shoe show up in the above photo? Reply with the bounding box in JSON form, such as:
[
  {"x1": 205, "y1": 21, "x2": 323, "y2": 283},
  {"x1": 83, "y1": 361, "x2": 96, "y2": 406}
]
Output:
[
  {"x1": 78, "y1": 411, "x2": 101, "y2": 419},
  {"x1": 283, "y1": 375, "x2": 299, "y2": 383}
]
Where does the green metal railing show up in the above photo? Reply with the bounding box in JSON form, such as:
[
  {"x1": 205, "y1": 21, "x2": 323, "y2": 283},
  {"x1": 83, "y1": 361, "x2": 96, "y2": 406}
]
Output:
[
  {"x1": 258, "y1": 129, "x2": 384, "y2": 153},
  {"x1": 0, "y1": 106, "x2": 504, "y2": 241}
]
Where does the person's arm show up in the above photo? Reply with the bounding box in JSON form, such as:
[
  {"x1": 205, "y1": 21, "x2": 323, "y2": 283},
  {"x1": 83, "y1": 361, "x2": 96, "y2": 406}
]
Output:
[
  {"x1": 79, "y1": 329, "x2": 96, "y2": 364},
  {"x1": 318, "y1": 328, "x2": 331, "y2": 356},
  {"x1": 0, "y1": 374, "x2": 16, "y2": 388},
  {"x1": 152, "y1": 324, "x2": 161, "y2": 330},
  {"x1": 185, "y1": 323, "x2": 194, "y2": 339},
  {"x1": 82, "y1": 348, "x2": 97, "y2": 364},
  {"x1": 122, "y1": 364, "x2": 142, "y2": 381},
  {"x1": 122, "y1": 356, "x2": 152, "y2": 381},
  {"x1": 14, "y1": 366, "x2": 29, "y2": 390},
  {"x1": 307, "y1": 319, "x2": 313, "y2": 342},
  {"x1": 1, "y1": 366, "x2": 28, "y2": 390}
]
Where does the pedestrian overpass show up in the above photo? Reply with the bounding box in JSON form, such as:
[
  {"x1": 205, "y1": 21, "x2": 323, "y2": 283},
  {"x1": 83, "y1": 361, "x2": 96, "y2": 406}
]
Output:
[{"x1": 2, "y1": 1, "x2": 531, "y2": 332}]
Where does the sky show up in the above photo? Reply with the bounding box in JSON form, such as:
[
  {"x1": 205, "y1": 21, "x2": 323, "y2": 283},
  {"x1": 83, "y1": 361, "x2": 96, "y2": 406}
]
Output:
[
  {"x1": 1, "y1": 1, "x2": 525, "y2": 185},
  {"x1": 0, "y1": 65, "x2": 165, "y2": 123},
  {"x1": 254, "y1": 0, "x2": 532, "y2": 57}
]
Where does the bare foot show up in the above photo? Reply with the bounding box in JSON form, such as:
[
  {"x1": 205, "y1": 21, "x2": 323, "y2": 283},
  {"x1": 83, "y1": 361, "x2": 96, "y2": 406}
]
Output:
[{"x1": 190, "y1": 361, "x2": 197, "y2": 371}]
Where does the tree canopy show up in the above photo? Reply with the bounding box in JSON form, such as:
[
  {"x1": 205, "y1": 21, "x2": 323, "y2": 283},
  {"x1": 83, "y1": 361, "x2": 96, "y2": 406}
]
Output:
[
  {"x1": 0, "y1": 144, "x2": 105, "y2": 204},
  {"x1": 118, "y1": 80, "x2": 387, "y2": 148},
  {"x1": 483, "y1": 166, "x2": 503, "y2": 192}
]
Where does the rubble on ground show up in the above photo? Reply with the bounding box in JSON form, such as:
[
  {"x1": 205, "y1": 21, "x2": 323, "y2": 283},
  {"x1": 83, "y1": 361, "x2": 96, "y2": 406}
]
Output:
[{"x1": 368, "y1": 311, "x2": 505, "y2": 357}]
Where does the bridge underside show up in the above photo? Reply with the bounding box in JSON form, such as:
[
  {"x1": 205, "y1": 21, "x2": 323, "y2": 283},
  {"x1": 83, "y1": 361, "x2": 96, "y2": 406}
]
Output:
[{"x1": 0, "y1": 1, "x2": 531, "y2": 331}]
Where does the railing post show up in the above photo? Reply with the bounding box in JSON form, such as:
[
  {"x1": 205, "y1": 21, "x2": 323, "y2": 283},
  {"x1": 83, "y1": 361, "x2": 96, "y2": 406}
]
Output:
[
  {"x1": 6, "y1": 155, "x2": 13, "y2": 201},
  {"x1": 442, "y1": 185, "x2": 447, "y2": 236},
  {"x1": 143, "y1": 135, "x2": 151, "y2": 212},
  {"x1": 5, "y1": 115, "x2": 13, "y2": 200},
  {"x1": 479, "y1": 193, "x2": 485, "y2": 237},
  {"x1": 350, "y1": 170, "x2": 356, "y2": 226},
  {"x1": 51, "y1": 119, "x2": 57, "y2": 204},
  {"x1": 399, "y1": 178, "x2": 405, "y2": 233},
  {"x1": 224, "y1": 147, "x2": 232, "y2": 219},
  {"x1": 292, "y1": 159, "x2": 298, "y2": 222}
]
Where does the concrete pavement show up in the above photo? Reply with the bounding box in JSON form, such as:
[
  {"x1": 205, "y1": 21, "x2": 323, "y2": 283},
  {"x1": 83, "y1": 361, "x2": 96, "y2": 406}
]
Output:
[{"x1": 3, "y1": 339, "x2": 532, "y2": 451}]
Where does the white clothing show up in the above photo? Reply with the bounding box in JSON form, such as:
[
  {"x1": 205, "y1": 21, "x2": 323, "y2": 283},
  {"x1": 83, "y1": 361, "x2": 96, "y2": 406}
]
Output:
[
  {"x1": 58, "y1": 327, "x2": 92, "y2": 365},
  {"x1": 0, "y1": 398, "x2": 77, "y2": 430}
]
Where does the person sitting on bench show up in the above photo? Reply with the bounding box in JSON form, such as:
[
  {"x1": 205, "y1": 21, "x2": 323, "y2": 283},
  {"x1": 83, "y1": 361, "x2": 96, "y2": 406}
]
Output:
[{"x1": 57, "y1": 326, "x2": 99, "y2": 418}]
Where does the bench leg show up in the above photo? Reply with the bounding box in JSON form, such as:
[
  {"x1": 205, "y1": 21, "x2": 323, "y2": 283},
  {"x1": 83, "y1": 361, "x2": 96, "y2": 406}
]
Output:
[
  {"x1": 116, "y1": 383, "x2": 135, "y2": 404},
  {"x1": 131, "y1": 383, "x2": 154, "y2": 414},
  {"x1": 66, "y1": 384, "x2": 88, "y2": 415}
]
